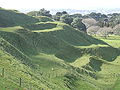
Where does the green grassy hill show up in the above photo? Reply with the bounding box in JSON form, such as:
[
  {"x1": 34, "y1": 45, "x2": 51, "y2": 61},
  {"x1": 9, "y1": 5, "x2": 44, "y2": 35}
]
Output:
[{"x1": 0, "y1": 9, "x2": 120, "y2": 90}]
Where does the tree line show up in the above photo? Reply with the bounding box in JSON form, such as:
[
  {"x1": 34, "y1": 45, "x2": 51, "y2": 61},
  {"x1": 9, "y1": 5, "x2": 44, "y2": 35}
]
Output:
[{"x1": 27, "y1": 8, "x2": 120, "y2": 36}]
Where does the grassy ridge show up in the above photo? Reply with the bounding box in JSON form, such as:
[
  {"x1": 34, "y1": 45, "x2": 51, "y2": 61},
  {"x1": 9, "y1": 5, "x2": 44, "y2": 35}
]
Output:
[{"x1": 0, "y1": 8, "x2": 38, "y2": 27}]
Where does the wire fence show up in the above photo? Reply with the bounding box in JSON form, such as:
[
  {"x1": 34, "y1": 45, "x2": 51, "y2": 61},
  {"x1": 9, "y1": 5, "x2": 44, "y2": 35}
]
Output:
[
  {"x1": 0, "y1": 67, "x2": 44, "y2": 90},
  {"x1": 0, "y1": 67, "x2": 67, "y2": 90}
]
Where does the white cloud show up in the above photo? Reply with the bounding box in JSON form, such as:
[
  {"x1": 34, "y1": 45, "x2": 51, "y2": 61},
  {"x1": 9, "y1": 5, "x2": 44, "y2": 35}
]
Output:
[{"x1": 0, "y1": 0, "x2": 120, "y2": 10}]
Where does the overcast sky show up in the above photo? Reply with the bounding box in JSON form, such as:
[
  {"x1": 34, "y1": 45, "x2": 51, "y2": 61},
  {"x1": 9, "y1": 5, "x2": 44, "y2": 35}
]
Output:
[{"x1": 0, "y1": 0, "x2": 120, "y2": 10}]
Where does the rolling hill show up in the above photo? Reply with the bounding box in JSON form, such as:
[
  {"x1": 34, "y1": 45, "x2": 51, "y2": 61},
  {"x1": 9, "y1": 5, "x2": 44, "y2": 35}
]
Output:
[
  {"x1": 0, "y1": 8, "x2": 38, "y2": 27},
  {"x1": 0, "y1": 8, "x2": 120, "y2": 90}
]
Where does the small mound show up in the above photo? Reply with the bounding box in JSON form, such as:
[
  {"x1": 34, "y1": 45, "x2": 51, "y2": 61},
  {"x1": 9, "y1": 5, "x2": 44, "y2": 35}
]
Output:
[
  {"x1": 23, "y1": 22, "x2": 57, "y2": 30},
  {"x1": 34, "y1": 16, "x2": 53, "y2": 22}
]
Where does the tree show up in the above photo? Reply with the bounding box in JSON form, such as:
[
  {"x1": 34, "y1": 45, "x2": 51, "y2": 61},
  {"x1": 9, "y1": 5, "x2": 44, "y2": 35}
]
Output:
[
  {"x1": 56, "y1": 12, "x2": 62, "y2": 16},
  {"x1": 60, "y1": 14, "x2": 73, "y2": 25},
  {"x1": 53, "y1": 15, "x2": 60, "y2": 21},
  {"x1": 87, "y1": 12, "x2": 108, "y2": 21},
  {"x1": 53, "y1": 11, "x2": 68, "y2": 21},
  {"x1": 96, "y1": 27, "x2": 113, "y2": 38},
  {"x1": 89, "y1": 12, "x2": 101, "y2": 21},
  {"x1": 71, "y1": 14, "x2": 82, "y2": 18},
  {"x1": 53, "y1": 12, "x2": 62, "y2": 21},
  {"x1": 87, "y1": 26, "x2": 100, "y2": 35},
  {"x1": 27, "y1": 8, "x2": 52, "y2": 17},
  {"x1": 27, "y1": 11, "x2": 38, "y2": 16},
  {"x1": 71, "y1": 18, "x2": 86, "y2": 31},
  {"x1": 62, "y1": 11, "x2": 68, "y2": 15},
  {"x1": 82, "y1": 18, "x2": 97, "y2": 28},
  {"x1": 113, "y1": 24, "x2": 120, "y2": 35},
  {"x1": 38, "y1": 8, "x2": 52, "y2": 17}
]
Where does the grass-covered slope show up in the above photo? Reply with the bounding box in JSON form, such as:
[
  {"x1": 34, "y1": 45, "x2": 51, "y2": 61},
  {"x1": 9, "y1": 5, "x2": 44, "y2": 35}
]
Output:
[
  {"x1": 0, "y1": 8, "x2": 38, "y2": 27},
  {"x1": 0, "y1": 11, "x2": 120, "y2": 90},
  {"x1": 0, "y1": 37, "x2": 97, "y2": 90}
]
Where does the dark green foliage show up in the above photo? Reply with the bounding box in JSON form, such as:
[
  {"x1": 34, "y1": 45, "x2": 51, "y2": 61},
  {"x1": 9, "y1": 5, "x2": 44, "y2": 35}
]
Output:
[
  {"x1": 71, "y1": 18, "x2": 86, "y2": 31},
  {"x1": 53, "y1": 15, "x2": 61, "y2": 21},
  {"x1": 83, "y1": 57, "x2": 103, "y2": 72},
  {"x1": 56, "y1": 12, "x2": 62, "y2": 16},
  {"x1": 60, "y1": 14, "x2": 73, "y2": 25},
  {"x1": 27, "y1": 8, "x2": 52, "y2": 17},
  {"x1": 62, "y1": 11, "x2": 68, "y2": 15},
  {"x1": 63, "y1": 73, "x2": 78, "y2": 89},
  {"x1": 53, "y1": 11, "x2": 68, "y2": 21},
  {"x1": 96, "y1": 13, "x2": 120, "y2": 28},
  {"x1": 71, "y1": 14, "x2": 82, "y2": 18},
  {"x1": 87, "y1": 12, "x2": 108, "y2": 21},
  {"x1": 38, "y1": 8, "x2": 52, "y2": 17}
]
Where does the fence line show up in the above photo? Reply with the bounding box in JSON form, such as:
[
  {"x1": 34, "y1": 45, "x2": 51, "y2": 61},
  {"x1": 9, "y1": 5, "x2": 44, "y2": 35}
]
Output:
[{"x1": 0, "y1": 67, "x2": 66, "y2": 89}]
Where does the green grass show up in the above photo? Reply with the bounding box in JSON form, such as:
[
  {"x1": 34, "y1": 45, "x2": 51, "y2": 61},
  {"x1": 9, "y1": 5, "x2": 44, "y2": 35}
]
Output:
[
  {"x1": 0, "y1": 26, "x2": 23, "y2": 32},
  {"x1": 0, "y1": 77, "x2": 23, "y2": 90},
  {"x1": 0, "y1": 24, "x2": 119, "y2": 89},
  {"x1": 0, "y1": 9, "x2": 120, "y2": 89},
  {"x1": 70, "y1": 55, "x2": 91, "y2": 67},
  {"x1": 94, "y1": 35, "x2": 120, "y2": 48}
]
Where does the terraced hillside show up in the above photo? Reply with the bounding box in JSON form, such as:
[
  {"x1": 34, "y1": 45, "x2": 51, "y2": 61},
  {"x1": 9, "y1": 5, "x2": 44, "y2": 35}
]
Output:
[
  {"x1": 34, "y1": 16, "x2": 53, "y2": 22},
  {"x1": 0, "y1": 9, "x2": 120, "y2": 90}
]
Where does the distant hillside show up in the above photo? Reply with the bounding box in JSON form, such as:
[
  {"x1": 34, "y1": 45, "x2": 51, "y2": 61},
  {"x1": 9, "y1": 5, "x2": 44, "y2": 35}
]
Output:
[{"x1": 0, "y1": 8, "x2": 39, "y2": 27}]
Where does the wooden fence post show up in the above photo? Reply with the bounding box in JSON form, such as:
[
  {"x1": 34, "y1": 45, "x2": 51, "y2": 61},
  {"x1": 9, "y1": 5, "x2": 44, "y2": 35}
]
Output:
[
  {"x1": 29, "y1": 84, "x2": 32, "y2": 90},
  {"x1": 2, "y1": 68, "x2": 4, "y2": 77},
  {"x1": 19, "y1": 78, "x2": 22, "y2": 87}
]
